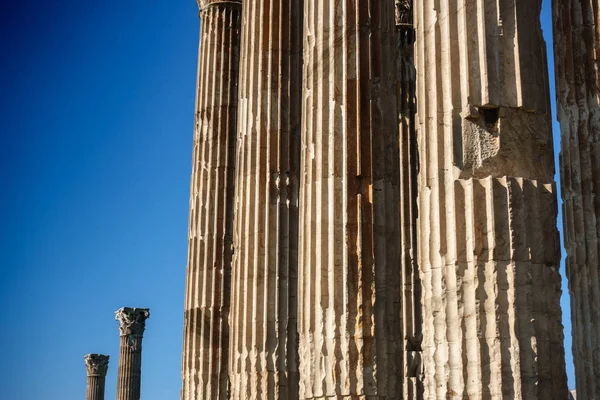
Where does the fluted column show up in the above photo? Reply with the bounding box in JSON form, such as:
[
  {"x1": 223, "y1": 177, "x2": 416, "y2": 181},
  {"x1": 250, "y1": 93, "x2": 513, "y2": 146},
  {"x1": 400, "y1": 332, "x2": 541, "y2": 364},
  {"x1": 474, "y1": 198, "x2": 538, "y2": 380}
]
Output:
[
  {"x1": 85, "y1": 354, "x2": 109, "y2": 400},
  {"x1": 181, "y1": 1, "x2": 241, "y2": 399},
  {"x1": 298, "y1": 1, "x2": 402, "y2": 398},
  {"x1": 116, "y1": 307, "x2": 150, "y2": 400},
  {"x1": 395, "y1": 1, "x2": 423, "y2": 399},
  {"x1": 414, "y1": 0, "x2": 568, "y2": 398},
  {"x1": 553, "y1": 0, "x2": 600, "y2": 397},
  {"x1": 228, "y1": 0, "x2": 303, "y2": 398}
]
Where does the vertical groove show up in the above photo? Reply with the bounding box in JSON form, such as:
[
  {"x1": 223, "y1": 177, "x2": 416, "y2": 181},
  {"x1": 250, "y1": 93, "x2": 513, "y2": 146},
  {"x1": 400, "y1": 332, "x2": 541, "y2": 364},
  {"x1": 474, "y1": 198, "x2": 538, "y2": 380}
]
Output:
[
  {"x1": 228, "y1": 0, "x2": 303, "y2": 398},
  {"x1": 298, "y1": 0, "x2": 402, "y2": 398},
  {"x1": 181, "y1": 2, "x2": 241, "y2": 399},
  {"x1": 415, "y1": 0, "x2": 568, "y2": 398},
  {"x1": 395, "y1": 1, "x2": 424, "y2": 398},
  {"x1": 116, "y1": 336, "x2": 144, "y2": 400},
  {"x1": 553, "y1": 0, "x2": 600, "y2": 397}
]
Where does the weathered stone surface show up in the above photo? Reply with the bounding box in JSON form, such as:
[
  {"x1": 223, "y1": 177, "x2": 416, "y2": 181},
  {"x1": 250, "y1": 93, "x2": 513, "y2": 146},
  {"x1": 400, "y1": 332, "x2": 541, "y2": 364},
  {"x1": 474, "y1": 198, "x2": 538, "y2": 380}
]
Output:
[
  {"x1": 181, "y1": 2, "x2": 241, "y2": 400},
  {"x1": 297, "y1": 0, "x2": 402, "y2": 398},
  {"x1": 414, "y1": 0, "x2": 568, "y2": 398},
  {"x1": 553, "y1": 0, "x2": 600, "y2": 397},
  {"x1": 85, "y1": 354, "x2": 109, "y2": 400},
  {"x1": 228, "y1": 0, "x2": 302, "y2": 399},
  {"x1": 116, "y1": 308, "x2": 149, "y2": 400}
]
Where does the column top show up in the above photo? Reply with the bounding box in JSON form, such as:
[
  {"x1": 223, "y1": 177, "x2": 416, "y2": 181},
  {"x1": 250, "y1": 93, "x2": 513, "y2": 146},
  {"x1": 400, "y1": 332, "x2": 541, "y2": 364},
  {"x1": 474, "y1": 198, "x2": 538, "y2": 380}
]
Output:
[
  {"x1": 84, "y1": 354, "x2": 109, "y2": 377},
  {"x1": 115, "y1": 307, "x2": 150, "y2": 337},
  {"x1": 197, "y1": 0, "x2": 242, "y2": 11}
]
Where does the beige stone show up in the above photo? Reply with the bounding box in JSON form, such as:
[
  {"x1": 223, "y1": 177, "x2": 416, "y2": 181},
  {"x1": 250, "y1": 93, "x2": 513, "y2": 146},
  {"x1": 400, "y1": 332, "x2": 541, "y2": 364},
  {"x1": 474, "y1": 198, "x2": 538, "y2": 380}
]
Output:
[
  {"x1": 180, "y1": 2, "x2": 241, "y2": 400},
  {"x1": 553, "y1": 0, "x2": 600, "y2": 396},
  {"x1": 227, "y1": 0, "x2": 302, "y2": 399},
  {"x1": 297, "y1": 0, "x2": 403, "y2": 398},
  {"x1": 181, "y1": 0, "x2": 572, "y2": 398},
  {"x1": 414, "y1": 0, "x2": 567, "y2": 398}
]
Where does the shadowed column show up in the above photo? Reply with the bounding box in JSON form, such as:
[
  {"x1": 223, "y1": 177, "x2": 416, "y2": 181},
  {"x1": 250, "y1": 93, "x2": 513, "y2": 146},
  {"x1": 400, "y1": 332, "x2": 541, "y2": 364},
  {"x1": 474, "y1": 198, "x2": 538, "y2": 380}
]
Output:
[
  {"x1": 115, "y1": 307, "x2": 150, "y2": 400},
  {"x1": 553, "y1": 0, "x2": 600, "y2": 396},
  {"x1": 85, "y1": 354, "x2": 109, "y2": 400}
]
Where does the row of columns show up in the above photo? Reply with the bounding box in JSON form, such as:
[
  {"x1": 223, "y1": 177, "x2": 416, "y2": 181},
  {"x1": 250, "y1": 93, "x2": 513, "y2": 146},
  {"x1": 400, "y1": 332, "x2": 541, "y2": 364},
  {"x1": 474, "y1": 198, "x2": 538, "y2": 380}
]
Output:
[
  {"x1": 182, "y1": 0, "x2": 571, "y2": 399},
  {"x1": 84, "y1": 307, "x2": 150, "y2": 400}
]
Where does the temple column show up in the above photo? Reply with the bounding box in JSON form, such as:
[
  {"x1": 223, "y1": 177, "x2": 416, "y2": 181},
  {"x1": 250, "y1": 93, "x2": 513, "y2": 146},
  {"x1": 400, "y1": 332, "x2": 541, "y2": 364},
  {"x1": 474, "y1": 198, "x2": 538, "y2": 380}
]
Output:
[
  {"x1": 181, "y1": 1, "x2": 241, "y2": 399},
  {"x1": 115, "y1": 307, "x2": 150, "y2": 400},
  {"x1": 553, "y1": 0, "x2": 600, "y2": 396},
  {"x1": 414, "y1": 0, "x2": 568, "y2": 398},
  {"x1": 228, "y1": 0, "x2": 303, "y2": 398},
  {"x1": 298, "y1": 1, "x2": 403, "y2": 398},
  {"x1": 85, "y1": 354, "x2": 109, "y2": 400}
]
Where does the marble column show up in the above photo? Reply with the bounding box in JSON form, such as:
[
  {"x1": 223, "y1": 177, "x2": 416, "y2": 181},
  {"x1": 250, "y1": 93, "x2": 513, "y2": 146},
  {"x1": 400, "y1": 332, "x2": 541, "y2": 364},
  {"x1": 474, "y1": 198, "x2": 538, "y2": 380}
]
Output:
[
  {"x1": 181, "y1": 1, "x2": 241, "y2": 399},
  {"x1": 414, "y1": 0, "x2": 568, "y2": 398},
  {"x1": 85, "y1": 354, "x2": 109, "y2": 400},
  {"x1": 553, "y1": 0, "x2": 600, "y2": 396},
  {"x1": 395, "y1": 1, "x2": 423, "y2": 399},
  {"x1": 116, "y1": 307, "x2": 150, "y2": 400},
  {"x1": 228, "y1": 0, "x2": 303, "y2": 398},
  {"x1": 298, "y1": 0, "x2": 403, "y2": 398}
]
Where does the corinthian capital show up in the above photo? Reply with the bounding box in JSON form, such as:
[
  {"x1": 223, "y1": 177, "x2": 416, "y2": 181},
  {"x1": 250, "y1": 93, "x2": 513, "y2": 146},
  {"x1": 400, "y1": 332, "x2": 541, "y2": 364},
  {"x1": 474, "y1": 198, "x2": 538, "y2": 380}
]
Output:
[
  {"x1": 115, "y1": 307, "x2": 150, "y2": 337},
  {"x1": 84, "y1": 354, "x2": 109, "y2": 377},
  {"x1": 196, "y1": 0, "x2": 242, "y2": 11}
]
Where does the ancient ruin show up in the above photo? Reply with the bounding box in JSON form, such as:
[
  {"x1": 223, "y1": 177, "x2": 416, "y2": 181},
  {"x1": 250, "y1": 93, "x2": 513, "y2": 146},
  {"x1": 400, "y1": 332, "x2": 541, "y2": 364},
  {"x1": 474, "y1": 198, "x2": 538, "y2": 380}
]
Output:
[
  {"x1": 116, "y1": 307, "x2": 150, "y2": 400},
  {"x1": 181, "y1": 0, "x2": 597, "y2": 398},
  {"x1": 84, "y1": 354, "x2": 109, "y2": 400}
]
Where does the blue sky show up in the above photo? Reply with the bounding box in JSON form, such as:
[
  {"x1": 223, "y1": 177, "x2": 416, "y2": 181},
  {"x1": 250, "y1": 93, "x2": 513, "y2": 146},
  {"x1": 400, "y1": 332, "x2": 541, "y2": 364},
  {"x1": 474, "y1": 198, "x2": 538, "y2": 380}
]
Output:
[{"x1": 0, "y1": 1, "x2": 574, "y2": 399}]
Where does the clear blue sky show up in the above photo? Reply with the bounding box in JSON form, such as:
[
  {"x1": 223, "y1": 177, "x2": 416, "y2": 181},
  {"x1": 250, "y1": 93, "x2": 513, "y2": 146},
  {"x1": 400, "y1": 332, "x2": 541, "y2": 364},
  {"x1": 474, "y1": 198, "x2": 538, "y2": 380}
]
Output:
[{"x1": 0, "y1": 1, "x2": 574, "y2": 399}]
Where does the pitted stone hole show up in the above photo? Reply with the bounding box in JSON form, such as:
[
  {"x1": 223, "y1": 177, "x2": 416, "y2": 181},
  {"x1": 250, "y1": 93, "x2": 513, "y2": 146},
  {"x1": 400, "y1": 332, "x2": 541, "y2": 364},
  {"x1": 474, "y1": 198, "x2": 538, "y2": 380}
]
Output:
[{"x1": 479, "y1": 106, "x2": 500, "y2": 125}]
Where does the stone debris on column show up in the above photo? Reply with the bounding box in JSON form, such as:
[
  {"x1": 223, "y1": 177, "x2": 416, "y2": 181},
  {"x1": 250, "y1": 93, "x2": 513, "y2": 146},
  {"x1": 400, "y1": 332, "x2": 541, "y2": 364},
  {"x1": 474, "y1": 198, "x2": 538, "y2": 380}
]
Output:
[
  {"x1": 228, "y1": 0, "x2": 302, "y2": 399},
  {"x1": 553, "y1": 0, "x2": 600, "y2": 397},
  {"x1": 85, "y1": 354, "x2": 109, "y2": 400},
  {"x1": 115, "y1": 307, "x2": 150, "y2": 400},
  {"x1": 297, "y1": 0, "x2": 403, "y2": 398},
  {"x1": 414, "y1": 0, "x2": 568, "y2": 398},
  {"x1": 181, "y1": 1, "x2": 242, "y2": 399}
]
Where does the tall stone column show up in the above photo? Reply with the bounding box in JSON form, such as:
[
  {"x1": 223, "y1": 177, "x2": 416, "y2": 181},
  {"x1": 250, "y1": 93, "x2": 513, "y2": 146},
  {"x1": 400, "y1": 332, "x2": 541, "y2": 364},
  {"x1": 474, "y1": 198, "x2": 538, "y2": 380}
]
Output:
[
  {"x1": 228, "y1": 0, "x2": 303, "y2": 398},
  {"x1": 395, "y1": 1, "x2": 424, "y2": 399},
  {"x1": 181, "y1": 1, "x2": 241, "y2": 399},
  {"x1": 414, "y1": 0, "x2": 568, "y2": 398},
  {"x1": 116, "y1": 307, "x2": 150, "y2": 400},
  {"x1": 298, "y1": 1, "x2": 403, "y2": 398},
  {"x1": 85, "y1": 354, "x2": 109, "y2": 400},
  {"x1": 553, "y1": 0, "x2": 600, "y2": 397}
]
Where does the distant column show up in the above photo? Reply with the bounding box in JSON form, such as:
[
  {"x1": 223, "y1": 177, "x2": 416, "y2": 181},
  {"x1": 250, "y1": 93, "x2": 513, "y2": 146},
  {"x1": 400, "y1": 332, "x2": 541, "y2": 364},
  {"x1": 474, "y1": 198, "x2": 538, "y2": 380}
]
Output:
[
  {"x1": 85, "y1": 354, "x2": 109, "y2": 400},
  {"x1": 115, "y1": 307, "x2": 150, "y2": 400}
]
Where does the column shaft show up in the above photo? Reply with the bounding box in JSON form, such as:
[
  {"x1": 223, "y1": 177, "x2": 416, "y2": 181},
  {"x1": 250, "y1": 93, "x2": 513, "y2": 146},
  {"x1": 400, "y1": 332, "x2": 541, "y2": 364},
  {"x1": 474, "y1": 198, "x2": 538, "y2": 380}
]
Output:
[
  {"x1": 414, "y1": 0, "x2": 568, "y2": 398},
  {"x1": 228, "y1": 0, "x2": 303, "y2": 398},
  {"x1": 298, "y1": 1, "x2": 402, "y2": 398},
  {"x1": 181, "y1": 2, "x2": 241, "y2": 399},
  {"x1": 553, "y1": 0, "x2": 600, "y2": 396},
  {"x1": 117, "y1": 335, "x2": 143, "y2": 400},
  {"x1": 86, "y1": 377, "x2": 106, "y2": 400}
]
